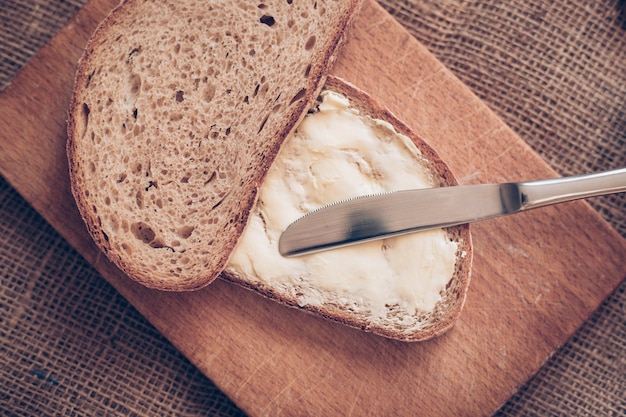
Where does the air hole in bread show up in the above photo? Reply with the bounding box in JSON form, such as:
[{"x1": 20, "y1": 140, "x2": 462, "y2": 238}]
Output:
[
  {"x1": 204, "y1": 84, "x2": 216, "y2": 102},
  {"x1": 89, "y1": 161, "x2": 96, "y2": 173},
  {"x1": 304, "y1": 64, "x2": 311, "y2": 77},
  {"x1": 129, "y1": 73, "x2": 141, "y2": 95},
  {"x1": 287, "y1": 18, "x2": 295, "y2": 28},
  {"x1": 85, "y1": 69, "x2": 95, "y2": 89},
  {"x1": 178, "y1": 225, "x2": 195, "y2": 239},
  {"x1": 80, "y1": 103, "x2": 90, "y2": 138},
  {"x1": 131, "y1": 221, "x2": 155, "y2": 244},
  {"x1": 260, "y1": 15, "x2": 275, "y2": 26},
  {"x1": 258, "y1": 3, "x2": 267, "y2": 9},
  {"x1": 211, "y1": 197, "x2": 225, "y2": 210},
  {"x1": 289, "y1": 88, "x2": 306, "y2": 105},
  {"x1": 305, "y1": 35, "x2": 316, "y2": 50},
  {"x1": 150, "y1": 238, "x2": 166, "y2": 249},
  {"x1": 204, "y1": 171, "x2": 217, "y2": 185},
  {"x1": 135, "y1": 190, "x2": 144, "y2": 209},
  {"x1": 145, "y1": 180, "x2": 157, "y2": 191},
  {"x1": 132, "y1": 163, "x2": 142, "y2": 175},
  {"x1": 175, "y1": 90, "x2": 185, "y2": 102},
  {"x1": 126, "y1": 46, "x2": 141, "y2": 63},
  {"x1": 258, "y1": 114, "x2": 270, "y2": 133}
]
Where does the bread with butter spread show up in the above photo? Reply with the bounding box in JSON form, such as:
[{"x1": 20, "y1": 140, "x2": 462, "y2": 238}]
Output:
[
  {"x1": 67, "y1": 0, "x2": 364, "y2": 290},
  {"x1": 223, "y1": 76, "x2": 473, "y2": 342}
]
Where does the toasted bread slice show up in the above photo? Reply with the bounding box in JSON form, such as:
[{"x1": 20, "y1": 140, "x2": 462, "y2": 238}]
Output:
[
  {"x1": 223, "y1": 76, "x2": 473, "y2": 342},
  {"x1": 67, "y1": 0, "x2": 363, "y2": 290}
]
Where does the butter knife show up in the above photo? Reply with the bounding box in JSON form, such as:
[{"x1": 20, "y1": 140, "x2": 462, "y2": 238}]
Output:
[{"x1": 279, "y1": 168, "x2": 626, "y2": 257}]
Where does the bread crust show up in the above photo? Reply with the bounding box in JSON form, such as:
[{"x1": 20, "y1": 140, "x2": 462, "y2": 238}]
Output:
[
  {"x1": 221, "y1": 76, "x2": 473, "y2": 342},
  {"x1": 67, "y1": 0, "x2": 364, "y2": 290}
]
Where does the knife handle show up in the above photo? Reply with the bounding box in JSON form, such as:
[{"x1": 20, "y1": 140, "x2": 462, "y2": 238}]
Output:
[{"x1": 519, "y1": 167, "x2": 626, "y2": 210}]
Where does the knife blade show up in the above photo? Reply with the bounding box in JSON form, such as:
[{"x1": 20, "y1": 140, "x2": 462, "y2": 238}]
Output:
[{"x1": 278, "y1": 168, "x2": 626, "y2": 257}]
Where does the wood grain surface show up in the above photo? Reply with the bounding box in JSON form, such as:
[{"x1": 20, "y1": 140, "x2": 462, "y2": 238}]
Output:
[{"x1": 1, "y1": 0, "x2": 624, "y2": 416}]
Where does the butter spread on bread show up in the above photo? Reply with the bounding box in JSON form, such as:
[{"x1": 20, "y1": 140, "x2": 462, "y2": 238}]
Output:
[
  {"x1": 223, "y1": 77, "x2": 473, "y2": 342},
  {"x1": 67, "y1": 0, "x2": 364, "y2": 290},
  {"x1": 227, "y1": 90, "x2": 458, "y2": 315}
]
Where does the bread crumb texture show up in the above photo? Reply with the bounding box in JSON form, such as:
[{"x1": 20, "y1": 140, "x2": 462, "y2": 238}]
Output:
[{"x1": 68, "y1": 0, "x2": 361, "y2": 290}]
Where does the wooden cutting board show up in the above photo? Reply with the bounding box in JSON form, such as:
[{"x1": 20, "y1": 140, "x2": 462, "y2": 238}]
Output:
[{"x1": 1, "y1": 0, "x2": 625, "y2": 415}]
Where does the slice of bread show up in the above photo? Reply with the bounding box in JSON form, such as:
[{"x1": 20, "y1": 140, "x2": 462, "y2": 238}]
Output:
[
  {"x1": 223, "y1": 76, "x2": 473, "y2": 342},
  {"x1": 67, "y1": 0, "x2": 363, "y2": 290}
]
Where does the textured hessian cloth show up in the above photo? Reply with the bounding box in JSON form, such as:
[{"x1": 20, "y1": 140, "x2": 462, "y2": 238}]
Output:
[{"x1": 1, "y1": 0, "x2": 624, "y2": 416}]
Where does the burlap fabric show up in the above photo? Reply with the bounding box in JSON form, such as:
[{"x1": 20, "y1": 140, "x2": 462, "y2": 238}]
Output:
[{"x1": 1, "y1": 0, "x2": 624, "y2": 416}]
